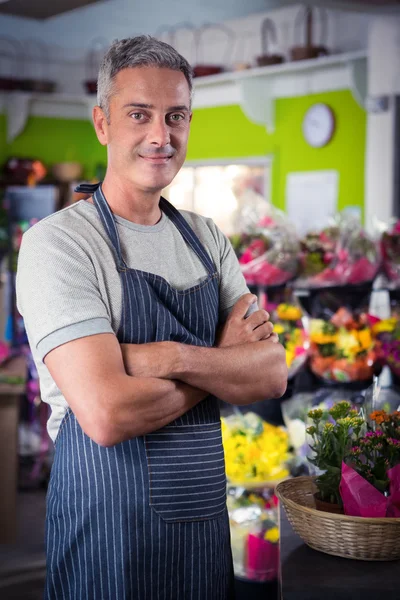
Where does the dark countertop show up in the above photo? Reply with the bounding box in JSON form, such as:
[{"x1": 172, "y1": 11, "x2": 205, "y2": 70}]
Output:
[{"x1": 279, "y1": 505, "x2": 400, "y2": 600}]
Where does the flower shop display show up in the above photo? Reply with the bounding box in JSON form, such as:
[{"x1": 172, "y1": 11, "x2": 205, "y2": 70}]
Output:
[
  {"x1": 227, "y1": 486, "x2": 280, "y2": 582},
  {"x1": 273, "y1": 303, "x2": 308, "y2": 378},
  {"x1": 381, "y1": 220, "x2": 400, "y2": 286},
  {"x1": 309, "y1": 307, "x2": 378, "y2": 383},
  {"x1": 297, "y1": 216, "x2": 380, "y2": 287},
  {"x1": 229, "y1": 208, "x2": 299, "y2": 287},
  {"x1": 221, "y1": 412, "x2": 291, "y2": 485}
]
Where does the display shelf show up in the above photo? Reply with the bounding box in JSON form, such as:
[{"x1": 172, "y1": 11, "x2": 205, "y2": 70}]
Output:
[{"x1": 0, "y1": 49, "x2": 367, "y2": 141}]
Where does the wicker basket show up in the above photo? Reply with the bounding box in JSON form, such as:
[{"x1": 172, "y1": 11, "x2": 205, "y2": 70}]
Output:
[{"x1": 275, "y1": 476, "x2": 400, "y2": 561}]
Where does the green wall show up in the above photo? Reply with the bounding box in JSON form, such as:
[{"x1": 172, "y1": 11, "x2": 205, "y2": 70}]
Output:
[
  {"x1": 0, "y1": 89, "x2": 366, "y2": 214},
  {"x1": 187, "y1": 90, "x2": 366, "y2": 215}
]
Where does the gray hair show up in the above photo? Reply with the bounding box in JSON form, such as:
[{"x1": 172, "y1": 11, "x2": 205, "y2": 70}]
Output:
[{"x1": 97, "y1": 35, "x2": 193, "y2": 120}]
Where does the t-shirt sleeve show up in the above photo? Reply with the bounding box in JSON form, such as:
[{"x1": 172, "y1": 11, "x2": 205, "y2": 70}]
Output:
[
  {"x1": 16, "y1": 221, "x2": 114, "y2": 361},
  {"x1": 210, "y1": 223, "x2": 256, "y2": 322}
]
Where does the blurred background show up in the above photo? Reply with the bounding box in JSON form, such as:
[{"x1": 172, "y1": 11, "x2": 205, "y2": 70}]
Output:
[{"x1": 1, "y1": 0, "x2": 400, "y2": 598}]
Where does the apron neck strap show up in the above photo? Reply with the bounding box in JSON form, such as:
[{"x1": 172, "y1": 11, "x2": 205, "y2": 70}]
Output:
[{"x1": 74, "y1": 182, "x2": 215, "y2": 275}]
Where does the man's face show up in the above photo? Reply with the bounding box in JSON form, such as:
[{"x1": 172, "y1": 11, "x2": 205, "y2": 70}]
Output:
[{"x1": 97, "y1": 66, "x2": 192, "y2": 194}]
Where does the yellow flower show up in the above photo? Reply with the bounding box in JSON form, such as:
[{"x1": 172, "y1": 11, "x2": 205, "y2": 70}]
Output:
[
  {"x1": 310, "y1": 319, "x2": 327, "y2": 334},
  {"x1": 221, "y1": 415, "x2": 291, "y2": 483},
  {"x1": 264, "y1": 527, "x2": 279, "y2": 544},
  {"x1": 336, "y1": 330, "x2": 359, "y2": 356},
  {"x1": 310, "y1": 333, "x2": 337, "y2": 345},
  {"x1": 274, "y1": 323, "x2": 285, "y2": 335},
  {"x1": 357, "y1": 328, "x2": 372, "y2": 351},
  {"x1": 276, "y1": 304, "x2": 302, "y2": 321},
  {"x1": 372, "y1": 318, "x2": 397, "y2": 335}
]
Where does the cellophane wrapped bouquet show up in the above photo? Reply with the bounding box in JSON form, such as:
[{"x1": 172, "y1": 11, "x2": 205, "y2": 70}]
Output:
[
  {"x1": 298, "y1": 214, "x2": 380, "y2": 287},
  {"x1": 227, "y1": 486, "x2": 280, "y2": 582},
  {"x1": 381, "y1": 219, "x2": 400, "y2": 286},
  {"x1": 222, "y1": 411, "x2": 289, "y2": 582},
  {"x1": 221, "y1": 412, "x2": 291, "y2": 485},
  {"x1": 230, "y1": 207, "x2": 299, "y2": 287},
  {"x1": 371, "y1": 307, "x2": 400, "y2": 380},
  {"x1": 272, "y1": 302, "x2": 308, "y2": 379},
  {"x1": 309, "y1": 307, "x2": 378, "y2": 383},
  {"x1": 340, "y1": 379, "x2": 400, "y2": 518}
]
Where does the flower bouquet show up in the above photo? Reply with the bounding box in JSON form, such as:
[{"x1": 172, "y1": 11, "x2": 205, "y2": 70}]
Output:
[
  {"x1": 221, "y1": 411, "x2": 291, "y2": 486},
  {"x1": 227, "y1": 487, "x2": 280, "y2": 582},
  {"x1": 381, "y1": 220, "x2": 400, "y2": 286},
  {"x1": 309, "y1": 307, "x2": 378, "y2": 383},
  {"x1": 222, "y1": 411, "x2": 290, "y2": 581},
  {"x1": 372, "y1": 315, "x2": 400, "y2": 379},
  {"x1": 298, "y1": 216, "x2": 380, "y2": 287},
  {"x1": 273, "y1": 303, "x2": 308, "y2": 378},
  {"x1": 230, "y1": 208, "x2": 299, "y2": 287}
]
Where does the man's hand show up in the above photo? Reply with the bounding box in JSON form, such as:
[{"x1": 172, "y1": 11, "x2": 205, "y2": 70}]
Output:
[{"x1": 217, "y1": 293, "x2": 277, "y2": 348}]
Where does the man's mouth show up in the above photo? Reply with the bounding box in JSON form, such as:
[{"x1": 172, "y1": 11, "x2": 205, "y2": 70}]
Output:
[{"x1": 139, "y1": 155, "x2": 173, "y2": 164}]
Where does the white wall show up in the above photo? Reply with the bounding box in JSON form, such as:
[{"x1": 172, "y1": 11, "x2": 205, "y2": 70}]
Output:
[{"x1": 365, "y1": 15, "x2": 400, "y2": 227}]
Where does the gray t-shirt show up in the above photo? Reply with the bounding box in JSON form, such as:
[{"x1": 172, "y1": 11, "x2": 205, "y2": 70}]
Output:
[{"x1": 16, "y1": 200, "x2": 250, "y2": 441}]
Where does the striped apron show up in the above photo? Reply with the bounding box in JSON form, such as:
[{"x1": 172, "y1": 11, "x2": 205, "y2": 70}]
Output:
[{"x1": 44, "y1": 183, "x2": 234, "y2": 599}]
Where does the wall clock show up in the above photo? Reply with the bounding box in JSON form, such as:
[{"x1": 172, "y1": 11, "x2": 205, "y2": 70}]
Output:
[{"x1": 302, "y1": 103, "x2": 335, "y2": 148}]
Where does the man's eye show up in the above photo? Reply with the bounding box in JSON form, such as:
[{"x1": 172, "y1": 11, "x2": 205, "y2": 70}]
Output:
[
  {"x1": 169, "y1": 114, "x2": 184, "y2": 122},
  {"x1": 132, "y1": 113, "x2": 144, "y2": 120}
]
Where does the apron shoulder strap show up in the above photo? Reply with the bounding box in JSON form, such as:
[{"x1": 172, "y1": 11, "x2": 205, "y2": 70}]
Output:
[{"x1": 160, "y1": 197, "x2": 216, "y2": 276}]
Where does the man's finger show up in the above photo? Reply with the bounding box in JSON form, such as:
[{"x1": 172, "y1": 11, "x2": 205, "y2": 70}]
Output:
[
  {"x1": 246, "y1": 309, "x2": 270, "y2": 330},
  {"x1": 229, "y1": 293, "x2": 258, "y2": 320}
]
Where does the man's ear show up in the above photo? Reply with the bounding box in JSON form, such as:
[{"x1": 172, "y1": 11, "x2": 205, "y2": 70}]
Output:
[{"x1": 92, "y1": 105, "x2": 109, "y2": 146}]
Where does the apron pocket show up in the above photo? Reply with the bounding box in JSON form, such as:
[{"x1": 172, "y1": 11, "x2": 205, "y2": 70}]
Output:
[{"x1": 145, "y1": 422, "x2": 227, "y2": 523}]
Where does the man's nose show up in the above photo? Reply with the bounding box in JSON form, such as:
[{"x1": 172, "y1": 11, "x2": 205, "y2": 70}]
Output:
[{"x1": 149, "y1": 117, "x2": 170, "y2": 147}]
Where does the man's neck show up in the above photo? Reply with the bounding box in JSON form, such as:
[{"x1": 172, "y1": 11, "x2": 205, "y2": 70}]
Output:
[{"x1": 99, "y1": 172, "x2": 163, "y2": 226}]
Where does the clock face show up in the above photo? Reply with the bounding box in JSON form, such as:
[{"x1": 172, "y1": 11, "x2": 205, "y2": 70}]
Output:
[{"x1": 302, "y1": 103, "x2": 335, "y2": 148}]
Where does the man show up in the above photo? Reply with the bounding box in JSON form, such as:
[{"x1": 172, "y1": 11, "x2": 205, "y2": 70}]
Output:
[{"x1": 16, "y1": 36, "x2": 287, "y2": 600}]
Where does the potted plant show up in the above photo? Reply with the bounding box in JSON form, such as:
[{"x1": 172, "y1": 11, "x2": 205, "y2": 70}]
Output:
[
  {"x1": 340, "y1": 409, "x2": 400, "y2": 517},
  {"x1": 306, "y1": 401, "x2": 364, "y2": 512}
]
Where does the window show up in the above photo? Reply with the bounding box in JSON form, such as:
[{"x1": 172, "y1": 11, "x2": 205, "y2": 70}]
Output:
[{"x1": 163, "y1": 159, "x2": 271, "y2": 236}]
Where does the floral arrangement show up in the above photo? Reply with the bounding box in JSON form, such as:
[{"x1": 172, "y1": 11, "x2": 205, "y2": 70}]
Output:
[
  {"x1": 340, "y1": 409, "x2": 400, "y2": 517},
  {"x1": 309, "y1": 307, "x2": 377, "y2": 382},
  {"x1": 381, "y1": 220, "x2": 400, "y2": 285},
  {"x1": 306, "y1": 401, "x2": 364, "y2": 505},
  {"x1": 273, "y1": 303, "x2": 308, "y2": 378},
  {"x1": 306, "y1": 398, "x2": 400, "y2": 517},
  {"x1": 298, "y1": 216, "x2": 380, "y2": 287},
  {"x1": 281, "y1": 391, "x2": 361, "y2": 464},
  {"x1": 298, "y1": 226, "x2": 339, "y2": 280},
  {"x1": 371, "y1": 316, "x2": 400, "y2": 378},
  {"x1": 227, "y1": 487, "x2": 279, "y2": 582},
  {"x1": 230, "y1": 211, "x2": 299, "y2": 287},
  {"x1": 221, "y1": 412, "x2": 291, "y2": 485}
]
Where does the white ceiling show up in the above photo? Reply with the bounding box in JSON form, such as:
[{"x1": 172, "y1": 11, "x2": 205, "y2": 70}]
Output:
[{"x1": 0, "y1": 0, "x2": 400, "y2": 21}]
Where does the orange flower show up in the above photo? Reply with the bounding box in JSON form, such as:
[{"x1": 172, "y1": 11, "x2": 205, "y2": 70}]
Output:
[{"x1": 369, "y1": 410, "x2": 391, "y2": 425}]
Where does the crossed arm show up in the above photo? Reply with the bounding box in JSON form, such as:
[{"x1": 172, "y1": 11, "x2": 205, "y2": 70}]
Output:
[{"x1": 44, "y1": 294, "x2": 287, "y2": 446}]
